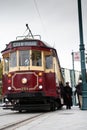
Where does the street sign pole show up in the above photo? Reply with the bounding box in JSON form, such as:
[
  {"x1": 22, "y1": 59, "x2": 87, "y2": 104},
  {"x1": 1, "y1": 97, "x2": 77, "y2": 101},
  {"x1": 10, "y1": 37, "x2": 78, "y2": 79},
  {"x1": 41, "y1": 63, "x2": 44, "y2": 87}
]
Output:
[{"x1": 71, "y1": 51, "x2": 76, "y2": 106}]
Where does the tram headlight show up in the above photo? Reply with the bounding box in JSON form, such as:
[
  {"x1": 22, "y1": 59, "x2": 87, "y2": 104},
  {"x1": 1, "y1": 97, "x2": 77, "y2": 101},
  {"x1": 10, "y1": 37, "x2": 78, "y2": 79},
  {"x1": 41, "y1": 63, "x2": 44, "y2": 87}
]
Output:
[
  {"x1": 22, "y1": 78, "x2": 27, "y2": 84},
  {"x1": 8, "y1": 86, "x2": 12, "y2": 91},
  {"x1": 39, "y1": 85, "x2": 43, "y2": 90}
]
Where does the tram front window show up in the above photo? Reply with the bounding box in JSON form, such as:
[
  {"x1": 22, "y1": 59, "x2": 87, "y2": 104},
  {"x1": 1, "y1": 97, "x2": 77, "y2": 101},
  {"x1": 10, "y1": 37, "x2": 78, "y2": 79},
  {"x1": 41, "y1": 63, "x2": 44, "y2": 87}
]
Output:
[
  {"x1": 10, "y1": 52, "x2": 17, "y2": 67},
  {"x1": 19, "y1": 50, "x2": 30, "y2": 66},
  {"x1": 32, "y1": 50, "x2": 42, "y2": 66},
  {"x1": 4, "y1": 58, "x2": 9, "y2": 71}
]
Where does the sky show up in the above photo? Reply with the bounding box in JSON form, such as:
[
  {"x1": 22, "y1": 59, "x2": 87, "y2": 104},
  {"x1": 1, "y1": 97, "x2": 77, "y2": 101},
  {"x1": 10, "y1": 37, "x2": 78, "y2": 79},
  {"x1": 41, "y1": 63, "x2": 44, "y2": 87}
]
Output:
[{"x1": 0, "y1": 0, "x2": 87, "y2": 71}]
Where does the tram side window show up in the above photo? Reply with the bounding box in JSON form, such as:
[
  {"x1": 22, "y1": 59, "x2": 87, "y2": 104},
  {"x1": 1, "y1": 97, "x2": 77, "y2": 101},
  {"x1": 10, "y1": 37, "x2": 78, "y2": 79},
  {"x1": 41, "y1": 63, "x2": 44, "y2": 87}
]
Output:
[
  {"x1": 4, "y1": 58, "x2": 9, "y2": 71},
  {"x1": 19, "y1": 50, "x2": 30, "y2": 66},
  {"x1": 45, "y1": 55, "x2": 53, "y2": 69},
  {"x1": 10, "y1": 52, "x2": 17, "y2": 67},
  {"x1": 32, "y1": 51, "x2": 42, "y2": 66}
]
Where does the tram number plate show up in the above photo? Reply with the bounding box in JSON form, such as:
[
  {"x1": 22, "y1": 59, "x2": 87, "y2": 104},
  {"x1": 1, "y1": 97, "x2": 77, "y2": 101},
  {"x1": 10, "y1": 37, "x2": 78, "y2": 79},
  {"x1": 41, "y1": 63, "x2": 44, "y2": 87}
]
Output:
[{"x1": 21, "y1": 87, "x2": 29, "y2": 91}]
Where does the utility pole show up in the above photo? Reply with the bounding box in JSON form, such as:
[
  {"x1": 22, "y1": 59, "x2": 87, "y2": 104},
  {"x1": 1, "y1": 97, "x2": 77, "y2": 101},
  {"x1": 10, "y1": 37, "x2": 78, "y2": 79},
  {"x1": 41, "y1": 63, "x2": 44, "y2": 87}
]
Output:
[
  {"x1": 71, "y1": 51, "x2": 76, "y2": 105},
  {"x1": 77, "y1": 0, "x2": 87, "y2": 110}
]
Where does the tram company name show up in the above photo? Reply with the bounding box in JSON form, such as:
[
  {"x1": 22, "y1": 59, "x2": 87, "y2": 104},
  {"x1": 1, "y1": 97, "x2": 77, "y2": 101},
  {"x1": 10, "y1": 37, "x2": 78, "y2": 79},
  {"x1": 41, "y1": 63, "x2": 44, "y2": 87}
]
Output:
[{"x1": 12, "y1": 41, "x2": 37, "y2": 47}]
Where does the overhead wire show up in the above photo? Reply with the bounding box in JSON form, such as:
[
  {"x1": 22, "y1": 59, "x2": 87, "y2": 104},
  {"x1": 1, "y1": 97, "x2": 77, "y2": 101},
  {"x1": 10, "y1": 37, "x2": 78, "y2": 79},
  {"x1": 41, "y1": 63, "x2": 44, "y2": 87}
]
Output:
[
  {"x1": 33, "y1": 0, "x2": 47, "y2": 34},
  {"x1": 33, "y1": 0, "x2": 52, "y2": 47}
]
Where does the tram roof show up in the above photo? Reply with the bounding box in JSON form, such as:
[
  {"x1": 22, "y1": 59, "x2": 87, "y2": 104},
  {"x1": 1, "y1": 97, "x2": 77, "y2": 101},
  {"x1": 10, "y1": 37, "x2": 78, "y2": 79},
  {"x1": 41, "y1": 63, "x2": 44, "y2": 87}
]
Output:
[{"x1": 1, "y1": 39, "x2": 56, "y2": 53}]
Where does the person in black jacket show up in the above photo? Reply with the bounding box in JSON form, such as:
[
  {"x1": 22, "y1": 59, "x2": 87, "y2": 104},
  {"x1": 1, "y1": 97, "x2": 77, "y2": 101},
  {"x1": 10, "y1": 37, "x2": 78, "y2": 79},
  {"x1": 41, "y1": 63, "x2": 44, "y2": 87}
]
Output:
[
  {"x1": 59, "y1": 81, "x2": 66, "y2": 105},
  {"x1": 74, "y1": 80, "x2": 82, "y2": 108},
  {"x1": 64, "y1": 82, "x2": 72, "y2": 109}
]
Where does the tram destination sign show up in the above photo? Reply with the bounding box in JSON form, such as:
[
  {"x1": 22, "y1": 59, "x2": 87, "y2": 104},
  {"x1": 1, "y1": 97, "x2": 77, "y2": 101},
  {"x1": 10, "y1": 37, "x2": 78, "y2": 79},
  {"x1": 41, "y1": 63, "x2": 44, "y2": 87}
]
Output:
[{"x1": 12, "y1": 41, "x2": 37, "y2": 47}]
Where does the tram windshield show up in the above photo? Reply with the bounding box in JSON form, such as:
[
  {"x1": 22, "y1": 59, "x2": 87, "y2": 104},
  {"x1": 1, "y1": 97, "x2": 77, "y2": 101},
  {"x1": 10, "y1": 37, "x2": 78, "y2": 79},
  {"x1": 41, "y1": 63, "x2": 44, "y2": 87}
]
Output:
[
  {"x1": 10, "y1": 52, "x2": 17, "y2": 67},
  {"x1": 4, "y1": 58, "x2": 9, "y2": 72},
  {"x1": 32, "y1": 50, "x2": 42, "y2": 66},
  {"x1": 19, "y1": 50, "x2": 30, "y2": 66},
  {"x1": 3, "y1": 49, "x2": 54, "y2": 73}
]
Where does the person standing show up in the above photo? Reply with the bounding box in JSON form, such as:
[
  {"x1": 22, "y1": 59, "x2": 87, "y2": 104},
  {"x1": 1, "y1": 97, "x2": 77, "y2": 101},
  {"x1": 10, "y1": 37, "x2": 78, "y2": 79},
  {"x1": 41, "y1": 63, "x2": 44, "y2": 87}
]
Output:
[
  {"x1": 64, "y1": 82, "x2": 72, "y2": 109},
  {"x1": 59, "y1": 81, "x2": 66, "y2": 105},
  {"x1": 74, "y1": 80, "x2": 82, "y2": 108}
]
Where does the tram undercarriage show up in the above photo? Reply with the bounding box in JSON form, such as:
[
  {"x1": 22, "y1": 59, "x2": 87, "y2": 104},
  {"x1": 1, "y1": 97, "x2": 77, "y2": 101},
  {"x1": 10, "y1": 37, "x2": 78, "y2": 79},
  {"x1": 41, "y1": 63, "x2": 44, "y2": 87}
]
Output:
[{"x1": 3, "y1": 92, "x2": 62, "y2": 112}]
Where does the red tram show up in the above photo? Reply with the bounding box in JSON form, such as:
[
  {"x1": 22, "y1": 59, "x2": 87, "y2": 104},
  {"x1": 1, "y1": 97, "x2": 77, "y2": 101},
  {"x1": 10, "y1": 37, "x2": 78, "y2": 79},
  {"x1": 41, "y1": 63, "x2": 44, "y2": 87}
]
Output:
[{"x1": 1, "y1": 26, "x2": 64, "y2": 111}]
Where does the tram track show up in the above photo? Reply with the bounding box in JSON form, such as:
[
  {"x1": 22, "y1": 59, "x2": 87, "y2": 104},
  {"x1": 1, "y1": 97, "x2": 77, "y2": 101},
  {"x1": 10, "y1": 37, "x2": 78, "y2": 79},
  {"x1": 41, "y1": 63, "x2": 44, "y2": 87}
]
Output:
[
  {"x1": 0, "y1": 112, "x2": 16, "y2": 117},
  {"x1": 0, "y1": 107, "x2": 17, "y2": 117},
  {"x1": 0, "y1": 112, "x2": 46, "y2": 130}
]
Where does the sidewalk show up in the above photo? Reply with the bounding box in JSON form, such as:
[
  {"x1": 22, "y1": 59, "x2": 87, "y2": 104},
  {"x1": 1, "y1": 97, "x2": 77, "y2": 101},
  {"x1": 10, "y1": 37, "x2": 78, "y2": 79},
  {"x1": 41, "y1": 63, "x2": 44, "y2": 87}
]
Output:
[{"x1": 15, "y1": 106, "x2": 87, "y2": 130}]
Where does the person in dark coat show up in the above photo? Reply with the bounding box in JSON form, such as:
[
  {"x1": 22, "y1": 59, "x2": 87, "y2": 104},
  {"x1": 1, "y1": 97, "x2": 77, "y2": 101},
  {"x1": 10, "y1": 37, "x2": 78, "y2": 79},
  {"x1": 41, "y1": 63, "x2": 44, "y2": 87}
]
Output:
[
  {"x1": 64, "y1": 82, "x2": 72, "y2": 109},
  {"x1": 74, "y1": 80, "x2": 82, "y2": 108},
  {"x1": 59, "y1": 81, "x2": 66, "y2": 105}
]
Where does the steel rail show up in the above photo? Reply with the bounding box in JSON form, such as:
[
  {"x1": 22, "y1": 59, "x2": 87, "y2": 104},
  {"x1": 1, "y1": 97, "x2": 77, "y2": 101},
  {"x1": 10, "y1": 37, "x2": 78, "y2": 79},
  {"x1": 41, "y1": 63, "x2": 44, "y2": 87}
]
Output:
[{"x1": 0, "y1": 113, "x2": 45, "y2": 130}]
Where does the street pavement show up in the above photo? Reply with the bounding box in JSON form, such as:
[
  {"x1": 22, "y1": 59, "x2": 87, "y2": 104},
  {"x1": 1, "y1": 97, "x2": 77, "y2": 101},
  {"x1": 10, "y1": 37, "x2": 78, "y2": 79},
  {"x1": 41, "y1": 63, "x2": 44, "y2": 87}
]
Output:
[{"x1": 15, "y1": 105, "x2": 87, "y2": 130}]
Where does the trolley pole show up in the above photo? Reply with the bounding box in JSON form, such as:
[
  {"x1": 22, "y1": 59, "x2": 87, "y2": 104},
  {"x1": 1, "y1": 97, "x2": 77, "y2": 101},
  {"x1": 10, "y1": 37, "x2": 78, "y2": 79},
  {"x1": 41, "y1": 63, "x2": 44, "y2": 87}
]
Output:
[{"x1": 77, "y1": 0, "x2": 87, "y2": 110}]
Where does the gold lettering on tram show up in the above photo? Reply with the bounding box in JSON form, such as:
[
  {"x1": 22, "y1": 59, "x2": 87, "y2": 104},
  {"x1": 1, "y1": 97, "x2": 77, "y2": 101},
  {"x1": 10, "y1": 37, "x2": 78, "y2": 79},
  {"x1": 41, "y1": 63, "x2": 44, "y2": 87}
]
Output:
[{"x1": 21, "y1": 87, "x2": 29, "y2": 91}]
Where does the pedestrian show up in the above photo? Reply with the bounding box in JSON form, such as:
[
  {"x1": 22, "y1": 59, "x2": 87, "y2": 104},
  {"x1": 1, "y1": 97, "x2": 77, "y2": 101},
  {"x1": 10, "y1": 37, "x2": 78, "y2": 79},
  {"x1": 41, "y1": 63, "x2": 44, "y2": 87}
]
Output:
[
  {"x1": 74, "y1": 80, "x2": 82, "y2": 108},
  {"x1": 64, "y1": 82, "x2": 72, "y2": 109},
  {"x1": 59, "y1": 81, "x2": 66, "y2": 105}
]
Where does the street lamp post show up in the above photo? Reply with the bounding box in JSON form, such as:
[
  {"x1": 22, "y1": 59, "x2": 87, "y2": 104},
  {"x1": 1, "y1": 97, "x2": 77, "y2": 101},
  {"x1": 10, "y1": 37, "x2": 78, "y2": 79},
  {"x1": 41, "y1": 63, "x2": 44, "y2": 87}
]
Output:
[
  {"x1": 71, "y1": 51, "x2": 76, "y2": 105},
  {"x1": 77, "y1": 0, "x2": 87, "y2": 110}
]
